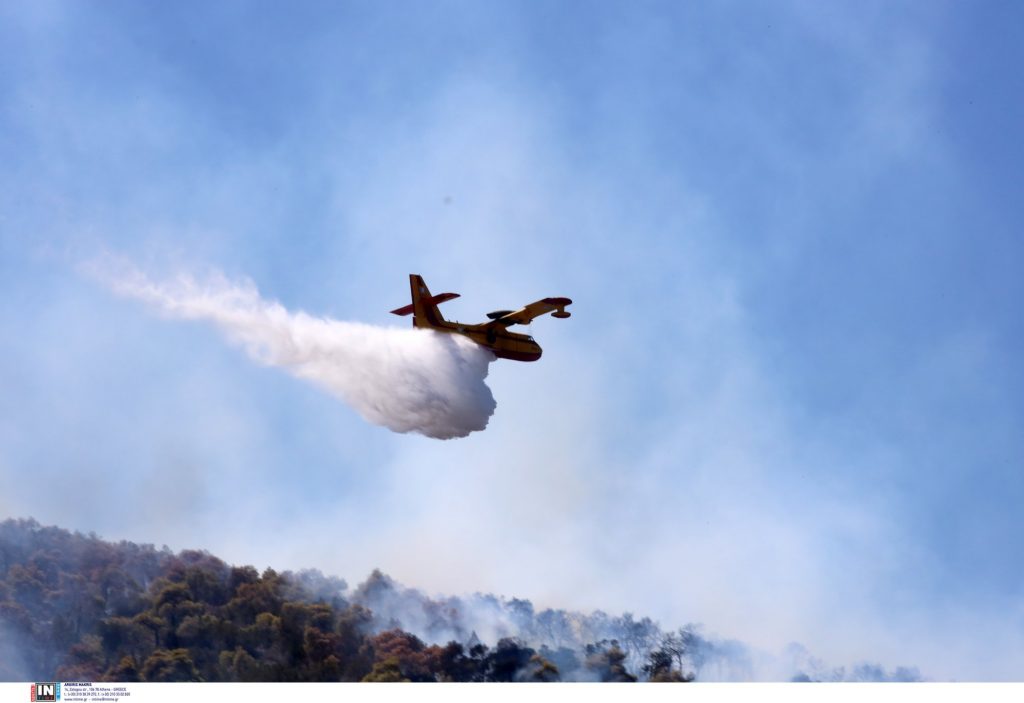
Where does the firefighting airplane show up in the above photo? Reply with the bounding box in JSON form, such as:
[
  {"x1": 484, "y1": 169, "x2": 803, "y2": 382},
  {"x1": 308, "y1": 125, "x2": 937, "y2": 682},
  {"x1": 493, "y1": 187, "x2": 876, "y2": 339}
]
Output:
[{"x1": 390, "y1": 274, "x2": 572, "y2": 362}]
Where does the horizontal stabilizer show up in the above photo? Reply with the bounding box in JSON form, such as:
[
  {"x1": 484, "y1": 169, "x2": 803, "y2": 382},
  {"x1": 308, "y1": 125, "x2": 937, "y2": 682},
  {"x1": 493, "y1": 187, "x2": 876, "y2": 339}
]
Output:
[{"x1": 390, "y1": 291, "x2": 460, "y2": 316}]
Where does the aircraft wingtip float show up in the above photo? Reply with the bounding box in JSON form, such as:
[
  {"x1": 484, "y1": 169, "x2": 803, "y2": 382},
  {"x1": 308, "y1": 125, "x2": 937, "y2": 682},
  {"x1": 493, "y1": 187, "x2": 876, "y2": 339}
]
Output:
[{"x1": 390, "y1": 274, "x2": 572, "y2": 362}]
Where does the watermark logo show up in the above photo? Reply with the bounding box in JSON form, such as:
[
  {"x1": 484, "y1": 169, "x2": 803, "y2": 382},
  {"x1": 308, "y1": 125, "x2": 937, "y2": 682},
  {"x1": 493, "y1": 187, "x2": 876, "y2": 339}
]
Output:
[{"x1": 30, "y1": 683, "x2": 60, "y2": 702}]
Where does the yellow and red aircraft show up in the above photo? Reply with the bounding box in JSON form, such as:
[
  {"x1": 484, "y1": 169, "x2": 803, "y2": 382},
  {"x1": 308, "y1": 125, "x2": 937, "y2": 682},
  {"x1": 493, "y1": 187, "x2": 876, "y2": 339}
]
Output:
[{"x1": 390, "y1": 274, "x2": 571, "y2": 362}]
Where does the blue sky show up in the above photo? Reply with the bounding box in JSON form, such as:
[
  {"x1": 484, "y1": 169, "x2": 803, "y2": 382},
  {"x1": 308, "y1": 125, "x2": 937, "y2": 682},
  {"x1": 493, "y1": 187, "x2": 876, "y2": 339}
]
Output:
[{"x1": 2, "y1": 0, "x2": 1023, "y2": 679}]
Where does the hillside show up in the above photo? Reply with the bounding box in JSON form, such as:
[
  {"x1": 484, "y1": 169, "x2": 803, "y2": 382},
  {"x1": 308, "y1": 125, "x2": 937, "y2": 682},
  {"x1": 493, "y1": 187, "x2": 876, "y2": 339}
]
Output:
[{"x1": 0, "y1": 518, "x2": 918, "y2": 682}]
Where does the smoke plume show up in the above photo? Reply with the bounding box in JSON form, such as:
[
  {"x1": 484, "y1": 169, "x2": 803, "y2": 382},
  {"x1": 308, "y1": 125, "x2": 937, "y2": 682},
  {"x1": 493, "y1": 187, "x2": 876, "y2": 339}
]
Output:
[{"x1": 88, "y1": 260, "x2": 497, "y2": 439}]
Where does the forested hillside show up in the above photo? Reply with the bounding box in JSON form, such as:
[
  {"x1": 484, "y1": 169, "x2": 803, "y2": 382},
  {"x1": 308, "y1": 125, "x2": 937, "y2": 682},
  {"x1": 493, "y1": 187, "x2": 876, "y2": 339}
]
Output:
[{"x1": 0, "y1": 519, "x2": 919, "y2": 682}]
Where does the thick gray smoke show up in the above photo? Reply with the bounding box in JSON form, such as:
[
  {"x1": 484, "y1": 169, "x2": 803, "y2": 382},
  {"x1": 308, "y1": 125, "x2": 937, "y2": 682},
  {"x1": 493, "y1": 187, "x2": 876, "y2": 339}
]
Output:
[
  {"x1": 88, "y1": 261, "x2": 497, "y2": 439},
  {"x1": 0, "y1": 620, "x2": 31, "y2": 681},
  {"x1": 339, "y1": 570, "x2": 923, "y2": 682}
]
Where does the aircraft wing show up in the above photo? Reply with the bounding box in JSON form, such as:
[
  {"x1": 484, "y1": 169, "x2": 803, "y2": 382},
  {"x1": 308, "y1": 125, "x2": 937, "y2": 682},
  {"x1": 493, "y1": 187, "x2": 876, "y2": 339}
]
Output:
[{"x1": 490, "y1": 297, "x2": 572, "y2": 326}]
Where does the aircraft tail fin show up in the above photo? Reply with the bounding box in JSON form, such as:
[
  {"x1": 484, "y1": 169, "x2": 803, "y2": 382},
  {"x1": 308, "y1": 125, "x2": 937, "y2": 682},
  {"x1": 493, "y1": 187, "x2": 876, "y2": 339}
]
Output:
[{"x1": 390, "y1": 274, "x2": 459, "y2": 327}]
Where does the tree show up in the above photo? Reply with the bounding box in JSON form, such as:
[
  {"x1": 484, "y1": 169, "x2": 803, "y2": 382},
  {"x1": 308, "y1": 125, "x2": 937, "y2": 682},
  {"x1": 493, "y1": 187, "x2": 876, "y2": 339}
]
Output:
[
  {"x1": 485, "y1": 638, "x2": 536, "y2": 682},
  {"x1": 538, "y1": 645, "x2": 579, "y2": 678},
  {"x1": 535, "y1": 609, "x2": 573, "y2": 649},
  {"x1": 612, "y1": 613, "x2": 660, "y2": 674},
  {"x1": 525, "y1": 654, "x2": 560, "y2": 682},
  {"x1": 104, "y1": 655, "x2": 142, "y2": 682},
  {"x1": 56, "y1": 635, "x2": 105, "y2": 680},
  {"x1": 643, "y1": 647, "x2": 691, "y2": 682},
  {"x1": 141, "y1": 649, "x2": 202, "y2": 682},
  {"x1": 177, "y1": 564, "x2": 230, "y2": 608},
  {"x1": 362, "y1": 657, "x2": 407, "y2": 682},
  {"x1": 226, "y1": 576, "x2": 284, "y2": 624},
  {"x1": 99, "y1": 616, "x2": 150, "y2": 668},
  {"x1": 430, "y1": 641, "x2": 486, "y2": 682},
  {"x1": 335, "y1": 604, "x2": 374, "y2": 681},
  {"x1": 584, "y1": 640, "x2": 637, "y2": 682},
  {"x1": 132, "y1": 612, "x2": 166, "y2": 650},
  {"x1": 218, "y1": 647, "x2": 263, "y2": 682},
  {"x1": 302, "y1": 626, "x2": 342, "y2": 681},
  {"x1": 679, "y1": 625, "x2": 713, "y2": 677},
  {"x1": 366, "y1": 629, "x2": 433, "y2": 682}
]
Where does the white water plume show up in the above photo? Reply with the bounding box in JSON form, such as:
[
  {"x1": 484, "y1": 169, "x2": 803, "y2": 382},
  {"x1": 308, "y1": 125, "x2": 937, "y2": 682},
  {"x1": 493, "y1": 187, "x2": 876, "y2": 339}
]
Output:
[{"x1": 89, "y1": 261, "x2": 497, "y2": 439}]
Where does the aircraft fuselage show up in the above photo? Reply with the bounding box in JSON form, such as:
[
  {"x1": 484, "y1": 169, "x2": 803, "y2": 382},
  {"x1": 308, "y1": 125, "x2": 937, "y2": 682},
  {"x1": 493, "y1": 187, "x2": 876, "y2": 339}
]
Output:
[{"x1": 414, "y1": 317, "x2": 542, "y2": 362}]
